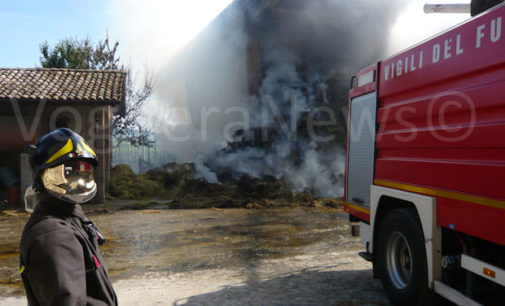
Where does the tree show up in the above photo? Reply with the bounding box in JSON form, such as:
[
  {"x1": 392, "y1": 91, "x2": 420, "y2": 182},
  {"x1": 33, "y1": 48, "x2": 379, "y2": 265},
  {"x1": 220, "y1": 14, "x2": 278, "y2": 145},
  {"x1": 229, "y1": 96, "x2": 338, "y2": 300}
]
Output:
[{"x1": 39, "y1": 35, "x2": 154, "y2": 148}]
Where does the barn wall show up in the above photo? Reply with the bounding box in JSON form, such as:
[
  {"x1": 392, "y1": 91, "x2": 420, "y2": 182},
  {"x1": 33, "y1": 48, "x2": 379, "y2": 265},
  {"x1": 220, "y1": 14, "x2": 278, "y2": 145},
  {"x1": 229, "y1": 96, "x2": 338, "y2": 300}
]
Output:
[{"x1": 0, "y1": 102, "x2": 113, "y2": 205}]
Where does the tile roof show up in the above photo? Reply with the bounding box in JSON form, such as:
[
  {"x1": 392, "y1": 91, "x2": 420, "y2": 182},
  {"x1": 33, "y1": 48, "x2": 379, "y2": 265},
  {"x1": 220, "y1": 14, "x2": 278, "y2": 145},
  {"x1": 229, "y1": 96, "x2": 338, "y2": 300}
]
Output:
[{"x1": 0, "y1": 68, "x2": 126, "y2": 104}]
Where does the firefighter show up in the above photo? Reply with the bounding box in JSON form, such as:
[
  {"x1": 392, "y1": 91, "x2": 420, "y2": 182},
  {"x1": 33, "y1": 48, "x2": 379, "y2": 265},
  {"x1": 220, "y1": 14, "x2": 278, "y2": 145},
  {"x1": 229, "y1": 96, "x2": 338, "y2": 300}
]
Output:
[{"x1": 19, "y1": 128, "x2": 117, "y2": 305}]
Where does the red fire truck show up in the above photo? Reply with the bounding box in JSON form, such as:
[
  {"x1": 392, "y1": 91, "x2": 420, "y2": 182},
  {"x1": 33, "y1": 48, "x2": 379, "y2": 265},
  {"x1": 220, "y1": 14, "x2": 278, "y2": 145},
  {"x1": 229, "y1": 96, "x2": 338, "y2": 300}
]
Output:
[{"x1": 344, "y1": 2, "x2": 505, "y2": 305}]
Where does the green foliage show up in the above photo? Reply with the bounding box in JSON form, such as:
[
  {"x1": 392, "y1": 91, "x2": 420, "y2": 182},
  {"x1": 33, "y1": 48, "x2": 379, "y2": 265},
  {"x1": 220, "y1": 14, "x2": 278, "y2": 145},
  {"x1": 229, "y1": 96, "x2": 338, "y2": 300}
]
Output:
[
  {"x1": 40, "y1": 36, "x2": 119, "y2": 70},
  {"x1": 39, "y1": 35, "x2": 154, "y2": 148}
]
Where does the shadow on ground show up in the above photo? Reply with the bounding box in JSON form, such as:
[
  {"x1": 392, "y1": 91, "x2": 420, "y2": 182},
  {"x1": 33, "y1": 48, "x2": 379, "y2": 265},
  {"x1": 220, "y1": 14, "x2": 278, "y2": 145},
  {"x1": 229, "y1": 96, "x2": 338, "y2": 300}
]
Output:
[{"x1": 175, "y1": 268, "x2": 389, "y2": 306}]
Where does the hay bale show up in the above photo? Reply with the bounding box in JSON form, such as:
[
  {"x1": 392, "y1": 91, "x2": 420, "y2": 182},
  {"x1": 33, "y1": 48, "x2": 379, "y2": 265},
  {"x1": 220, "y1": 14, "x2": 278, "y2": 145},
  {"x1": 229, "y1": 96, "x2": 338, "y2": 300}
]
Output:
[
  {"x1": 235, "y1": 175, "x2": 291, "y2": 199},
  {"x1": 109, "y1": 164, "x2": 165, "y2": 199}
]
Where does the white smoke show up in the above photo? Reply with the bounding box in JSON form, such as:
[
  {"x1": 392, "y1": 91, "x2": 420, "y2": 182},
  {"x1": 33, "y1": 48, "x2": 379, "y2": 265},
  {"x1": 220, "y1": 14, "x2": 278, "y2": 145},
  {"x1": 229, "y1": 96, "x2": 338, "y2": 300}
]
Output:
[
  {"x1": 103, "y1": 0, "x2": 470, "y2": 195},
  {"x1": 148, "y1": 0, "x2": 408, "y2": 198},
  {"x1": 194, "y1": 155, "x2": 219, "y2": 183},
  {"x1": 106, "y1": 0, "x2": 234, "y2": 75},
  {"x1": 287, "y1": 149, "x2": 346, "y2": 197},
  {"x1": 389, "y1": 0, "x2": 469, "y2": 53}
]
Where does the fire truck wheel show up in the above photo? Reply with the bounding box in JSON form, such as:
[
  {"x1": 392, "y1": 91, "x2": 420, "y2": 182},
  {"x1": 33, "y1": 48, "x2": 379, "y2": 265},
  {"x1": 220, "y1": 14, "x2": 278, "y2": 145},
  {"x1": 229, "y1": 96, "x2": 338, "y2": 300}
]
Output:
[{"x1": 376, "y1": 208, "x2": 435, "y2": 305}]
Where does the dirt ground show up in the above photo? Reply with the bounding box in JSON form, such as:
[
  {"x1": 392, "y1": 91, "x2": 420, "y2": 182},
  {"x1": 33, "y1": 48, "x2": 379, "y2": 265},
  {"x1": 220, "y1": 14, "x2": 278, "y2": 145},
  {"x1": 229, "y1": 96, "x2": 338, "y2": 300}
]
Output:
[{"x1": 0, "y1": 207, "x2": 390, "y2": 305}]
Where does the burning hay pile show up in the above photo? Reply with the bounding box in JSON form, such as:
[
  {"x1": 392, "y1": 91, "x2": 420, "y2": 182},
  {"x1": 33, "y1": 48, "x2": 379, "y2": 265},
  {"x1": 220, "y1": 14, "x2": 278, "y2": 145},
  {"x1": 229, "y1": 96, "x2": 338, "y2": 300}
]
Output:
[
  {"x1": 150, "y1": 0, "x2": 401, "y2": 200},
  {"x1": 108, "y1": 163, "x2": 341, "y2": 209}
]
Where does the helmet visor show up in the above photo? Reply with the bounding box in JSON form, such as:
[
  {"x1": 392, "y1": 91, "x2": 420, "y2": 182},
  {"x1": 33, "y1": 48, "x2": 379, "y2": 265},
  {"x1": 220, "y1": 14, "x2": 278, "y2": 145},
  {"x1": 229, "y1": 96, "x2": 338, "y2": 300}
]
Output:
[{"x1": 42, "y1": 160, "x2": 97, "y2": 204}]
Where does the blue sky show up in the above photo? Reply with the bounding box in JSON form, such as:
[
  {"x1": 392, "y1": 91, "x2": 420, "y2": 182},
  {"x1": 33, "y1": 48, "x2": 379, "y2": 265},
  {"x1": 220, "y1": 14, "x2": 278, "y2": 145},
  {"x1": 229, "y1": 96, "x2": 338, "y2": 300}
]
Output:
[
  {"x1": 0, "y1": 0, "x2": 110, "y2": 68},
  {"x1": 0, "y1": 0, "x2": 235, "y2": 69},
  {"x1": 0, "y1": 0, "x2": 468, "y2": 69}
]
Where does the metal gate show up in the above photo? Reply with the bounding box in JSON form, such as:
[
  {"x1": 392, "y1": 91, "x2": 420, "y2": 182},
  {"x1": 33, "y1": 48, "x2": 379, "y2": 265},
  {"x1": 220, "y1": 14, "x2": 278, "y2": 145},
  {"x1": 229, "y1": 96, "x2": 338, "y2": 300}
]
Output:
[{"x1": 346, "y1": 92, "x2": 377, "y2": 208}]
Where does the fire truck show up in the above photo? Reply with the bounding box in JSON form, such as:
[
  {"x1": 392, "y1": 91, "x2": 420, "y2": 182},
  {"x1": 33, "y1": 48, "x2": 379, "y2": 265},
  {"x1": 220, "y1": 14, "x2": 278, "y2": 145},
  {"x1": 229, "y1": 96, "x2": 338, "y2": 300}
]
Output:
[{"x1": 344, "y1": 1, "x2": 505, "y2": 305}]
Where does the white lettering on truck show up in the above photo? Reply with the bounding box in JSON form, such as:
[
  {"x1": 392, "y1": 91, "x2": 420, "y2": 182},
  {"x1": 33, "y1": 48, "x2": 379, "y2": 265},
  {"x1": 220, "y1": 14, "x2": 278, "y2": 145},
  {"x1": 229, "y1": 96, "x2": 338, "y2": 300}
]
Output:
[
  {"x1": 383, "y1": 16, "x2": 503, "y2": 82},
  {"x1": 456, "y1": 34, "x2": 464, "y2": 55},
  {"x1": 477, "y1": 24, "x2": 486, "y2": 48},
  {"x1": 477, "y1": 17, "x2": 502, "y2": 47},
  {"x1": 433, "y1": 44, "x2": 441, "y2": 63},
  {"x1": 444, "y1": 39, "x2": 452, "y2": 59},
  {"x1": 491, "y1": 17, "x2": 502, "y2": 42},
  {"x1": 384, "y1": 51, "x2": 424, "y2": 81}
]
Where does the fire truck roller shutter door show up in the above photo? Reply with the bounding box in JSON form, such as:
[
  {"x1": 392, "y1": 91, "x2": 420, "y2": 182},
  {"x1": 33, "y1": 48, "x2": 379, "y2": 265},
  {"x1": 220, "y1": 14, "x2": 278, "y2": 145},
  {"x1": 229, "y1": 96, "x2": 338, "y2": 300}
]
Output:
[{"x1": 346, "y1": 92, "x2": 377, "y2": 209}]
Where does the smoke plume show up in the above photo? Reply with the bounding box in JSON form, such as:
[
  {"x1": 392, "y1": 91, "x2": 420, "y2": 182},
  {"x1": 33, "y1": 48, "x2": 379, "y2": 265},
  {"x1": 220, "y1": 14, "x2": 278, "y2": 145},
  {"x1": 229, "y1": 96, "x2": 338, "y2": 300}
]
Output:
[{"x1": 152, "y1": 0, "x2": 401, "y2": 197}]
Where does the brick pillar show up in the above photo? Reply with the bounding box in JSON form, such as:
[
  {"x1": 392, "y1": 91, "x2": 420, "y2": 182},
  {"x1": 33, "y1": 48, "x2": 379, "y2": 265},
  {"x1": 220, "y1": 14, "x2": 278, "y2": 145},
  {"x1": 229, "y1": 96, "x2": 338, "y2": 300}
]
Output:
[
  {"x1": 104, "y1": 106, "x2": 112, "y2": 193},
  {"x1": 94, "y1": 109, "x2": 106, "y2": 203}
]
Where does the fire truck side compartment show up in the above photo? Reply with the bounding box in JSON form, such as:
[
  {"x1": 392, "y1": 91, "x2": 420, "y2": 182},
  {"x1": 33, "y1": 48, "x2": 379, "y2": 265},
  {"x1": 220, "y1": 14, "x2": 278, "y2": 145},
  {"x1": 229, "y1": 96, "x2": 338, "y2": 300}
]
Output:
[
  {"x1": 346, "y1": 92, "x2": 377, "y2": 208},
  {"x1": 376, "y1": 3, "x2": 505, "y2": 246}
]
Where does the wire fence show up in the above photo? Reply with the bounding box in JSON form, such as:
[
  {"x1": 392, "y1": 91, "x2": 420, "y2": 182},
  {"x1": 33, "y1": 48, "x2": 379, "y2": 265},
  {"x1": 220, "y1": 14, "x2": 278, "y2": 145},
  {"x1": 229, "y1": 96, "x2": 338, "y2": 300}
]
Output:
[{"x1": 112, "y1": 142, "x2": 167, "y2": 174}]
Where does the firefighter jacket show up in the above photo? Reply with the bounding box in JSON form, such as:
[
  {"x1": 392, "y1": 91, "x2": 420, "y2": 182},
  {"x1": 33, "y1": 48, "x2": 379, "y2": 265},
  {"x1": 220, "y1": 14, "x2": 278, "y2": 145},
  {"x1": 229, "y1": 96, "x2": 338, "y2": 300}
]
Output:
[{"x1": 19, "y1": 198, "x2": 117, "y2": 306}]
